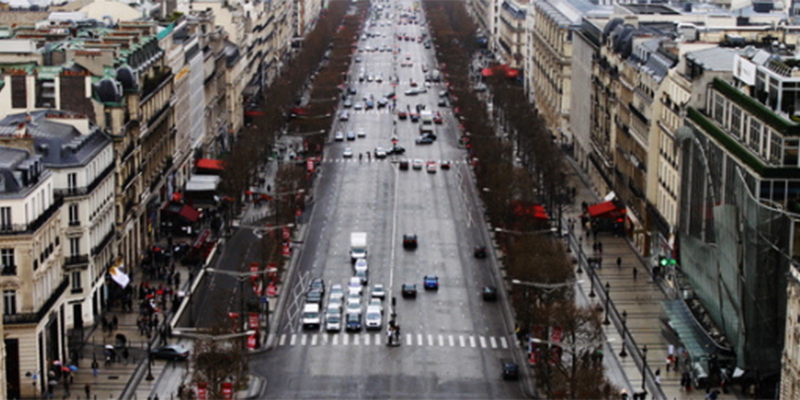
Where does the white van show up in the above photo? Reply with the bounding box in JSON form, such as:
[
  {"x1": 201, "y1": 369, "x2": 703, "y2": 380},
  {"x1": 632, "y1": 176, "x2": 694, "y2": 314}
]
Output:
[{"x1": 302, "y1": 303, "x2": 321, "y2": 329}]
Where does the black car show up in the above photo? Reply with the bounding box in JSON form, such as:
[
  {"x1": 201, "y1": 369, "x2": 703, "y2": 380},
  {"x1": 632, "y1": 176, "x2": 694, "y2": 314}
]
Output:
[
  {"x1": 348, "y1": 87, "x2": 357, "y2": 95},
  {"x1": 502, "y1": 361, "x2": 519, "y2": 380},
  {"x1": 387, "y1": 146, "x2": 406, "y2": 155},
  {"x1": 150, "y1": 345, "x2": 190, "y2": 361},
  {"x1": 310, "y1": 278, "x2": 325, "y2": 295},
  {"x1": 399, "y1": 160, "x2": 410, "y2": 170},
  {"x1": 403, "y1": 234, "x2": 418, "y2": 249},
  {"x1": 474, "y1": 246, "x2": 487, "y2": 258},
  {"x1": 306, "y1": 289, "x2": 323, "y2": 305},
  {"x1": 482, "y1": 286, "x2": 498, "y2": 301},
  {"x1": 346, "y1": 312, "x2": 362, "y2": 332},
  {"x1": 415, "y1": 136, "x2": 435, "y2": 145},
  {"x1": 401, "y1": 284, "x2": 417, "y2": 298}
]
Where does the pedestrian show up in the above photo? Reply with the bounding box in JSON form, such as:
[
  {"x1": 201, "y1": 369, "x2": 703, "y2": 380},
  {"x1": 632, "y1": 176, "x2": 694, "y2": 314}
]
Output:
[
  {"x1": 655, "y1": 374, "x2": 661, "y2": 386},
  {"x1": 112, "y1": 315, "x2": 119, "y2": 330},
  {"x1": 633, "y1": 267, "x2": 638, "y2": 280},
  {"x1": 85, "y1": 384, "x2": 91, "y2": 399},
  {"x1": 92, "y1": 358, "x2": 99, "y2": 377},
  {"x1": 598, "y1": 241, "x2": 603, "y2": 253},
  {"x1": 593, "y1": 242, "x2": 598, "y2": 252},
  {"x1": 617, "y1": 257, "x2": 622, "y2": 269},
  {"x1": 175, "y1": 272, "x2": 180, "y2": 288},
  {"x1": 123, "y1": 348, "x2": 130, "y2": 365}
]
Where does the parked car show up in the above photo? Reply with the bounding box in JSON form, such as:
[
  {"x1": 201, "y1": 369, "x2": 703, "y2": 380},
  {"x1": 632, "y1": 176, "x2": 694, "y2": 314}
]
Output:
[
  {"x1": 482, "y1": 286, "x2": 498, "y2": 302},
  {"x1": 474, "y1": 245, "x2": 487, "y2": 258},
  {"x1": 502, "y1": 361, "x2": 520, "y2": 380}
]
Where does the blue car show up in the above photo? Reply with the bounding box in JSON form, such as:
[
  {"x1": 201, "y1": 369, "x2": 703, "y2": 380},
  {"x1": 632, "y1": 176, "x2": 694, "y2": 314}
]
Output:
[{"x1": 423, "y1": 275, "x2": 439, "y2": 291}]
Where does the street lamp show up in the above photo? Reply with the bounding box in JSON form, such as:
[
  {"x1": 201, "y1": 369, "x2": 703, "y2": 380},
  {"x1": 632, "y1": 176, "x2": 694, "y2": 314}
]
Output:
[
  {"x1": 641, "y1": 344, "x2": 648, "y2": 391},
  {"x1": 619, "y1": 310, "x2": 628, "y2": 358},
  {"x1": 603, "y1": 282, "x2": 611, "y2": 325}
]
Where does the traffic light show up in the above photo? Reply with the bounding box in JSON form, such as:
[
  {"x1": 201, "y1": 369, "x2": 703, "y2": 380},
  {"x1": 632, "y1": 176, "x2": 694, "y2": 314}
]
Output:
[{"x1": 659, "y1": 256, "x2": 668, "y2": 267}]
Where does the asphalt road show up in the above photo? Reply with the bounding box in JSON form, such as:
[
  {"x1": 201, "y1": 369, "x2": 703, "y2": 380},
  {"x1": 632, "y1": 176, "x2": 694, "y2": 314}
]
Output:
[{"x1": 250, "y1": 1, "x2": 525, "y2": 398}]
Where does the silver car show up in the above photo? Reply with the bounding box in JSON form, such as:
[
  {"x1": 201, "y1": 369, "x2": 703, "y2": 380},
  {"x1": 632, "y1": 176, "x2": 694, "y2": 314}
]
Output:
[
  {"x1": 325, "y1": 312, "x2": 342, "y2": 332},
  {"x1": 365, "y1": 309, "x2": 382, "y2": 330}
]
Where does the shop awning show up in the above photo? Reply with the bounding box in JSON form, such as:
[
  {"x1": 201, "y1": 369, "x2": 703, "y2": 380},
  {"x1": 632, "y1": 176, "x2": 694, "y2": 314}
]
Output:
[
  {"x1": 196, "y1": 158, "x2": 225, "y2": 172},
  {"x1": 178, "y1": 205, "x2": 200, "y2": 223},
  {"x1": 587, "y1": 201, "x2": 618, "y2": 218},
  {"x1": 511, "y1": 201, "x2": 549, "y2": 221},
  {"x1": 185, "y1": 175, "x2": 220, "y2": 192}
]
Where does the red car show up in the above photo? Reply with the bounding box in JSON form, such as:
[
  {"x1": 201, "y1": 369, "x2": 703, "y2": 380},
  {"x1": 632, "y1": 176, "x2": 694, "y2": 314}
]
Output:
[
  {"x1": 398, "y1": 110, "x2": 408, "y2": 119},
  {"x1": 433, "y1": 112, "x2": 443, "y2": 124}
]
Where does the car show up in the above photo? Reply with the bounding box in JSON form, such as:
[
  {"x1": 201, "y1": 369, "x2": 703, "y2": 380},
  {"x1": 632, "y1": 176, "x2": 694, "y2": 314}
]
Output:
[
  {"x1": 433, "y1": 111, "x2": 444, "y2": 123},
  {"x1": 310, "y1": 278, "x2": 325, "y2": 295},
  {"x1": 348, "y1": 87, "x2": 357, "y2": 95},
  {"x1": 426, "y1": 161, "x2": 437, "y2": 173},
  {"x1": 397, "y1": 110, "x2": 408, "y2": 119},
  {"x1": 343, "y1": 147, "x2": 353, "y2": 158},
  {"x1": 409, "y1": 113, "x2": 420, "y2": 122},
  {"x1": 339, "y1": 111, "x2": 349, "y2": 121},
  {"x1": 439, "y1": 90, "x2": 448, "y2": 98},
  {"x1": 441, "y1": 160, "x2": 451, "y2": 170},
  {"x1": 367, "y1": 75, "x2": 375, "y2": 82},
  {"x1": 377, "y1": 97, "x2": 389, "y2": 108},
  {"x1": 329, "y1": 284, "x2": 344, "y2": 300},
  {"x1": 365, "y1": 100, "x2": 375, "y2": 109},
  {"x1": 410, "y1": 80, "x2": 418, "y2": 87},
  {"x1": 346, "y1": 312, "x2": 362, "y2": 332},
  {"x1": 355, "y1": 269, "x2": 369, "y2": 284},
  {"x1": 354, "y1": 102, "x2": 364, "y2": 110},
  {"x1": 502, "y1": 361, "x2": 520, "y2": 380},
  {"x1": 345, "y1": 300, "x2": 361, "y2": 315},
  {"x1": 150, "y1": 345, "x2": 190, "y2": 361},
  {"x1": 355, "y1": 56, "x2": 362, "y2": 63},
  {"x1": 423, "y1": 275, "x2": 439, "y2": 290},
  {"x1": 371, "y1": 284, "x2": 386, "y2": 299},
  {"x1": 328, "y1": 297, "x2": 343, "y2": 312},
  {"x1": 401, "y1": 283, "x2": 417, "y2": 298},
  {"x1": 374, "y1": 147, "x2": 387, "y2": 158},
  {"x1": 325, "y1": 313, "x2": 342, "y2": 332},
  {"x1": 334, "y1": 131, "x2": 345, "y2": 141},
  {"x1": 344, "y1": 98, "x2": 353, "y2": 108},
  {"x1": 347, "y1": 290, "x2": 361, "y2": 304},
  {"x1": 387, "y1": 145, "x2": 405, "y2": 155},
  {"x1": 365, "y1": 310, "x2": 382, "y2": 330},
  {"x1": 385, "y1": 91, "x2": 396, "y2": 99},
  {"x1": 421, "y1": 131, "x2": 437, "y2": 140},
  {"x1": 412, "y1": 159, "x2": 424, "y2": 170},
  {"x1": 403, "y1": 234, "x2": 418, "y2": 249},
  {"x1": 306, "y1": 289, "x2": 324, "y2": 305},
  {"x1": 376, "y1": 75, "x2": 383, "y2": 83},
  {"x1": 348, "y1": 277, "x2": 363, "y2": 295},
  {"x1": 399, "y1": 159, "x2": 410, "y2": 170},
  {"x1": 354, "y1": 258, "x2": 368, "y2": 273},
  {"x1": 438, "y1": 98, "x2": 448, "y2": 108},
  {"x1": 346, "y1": 131, "x2": 356, "y2": 141},
  {"x1": 405, "y1": 89, "x2": 419, "y2": 96},
  {"x1": 357, "y1": 128, "x2": 367, "y2": 138},
  {"x1": 482, "y1": 286, "x2": 498, "y2": 302},
  {"x1": 368, "y1": 298, "x2": 384, "y2": 313},
  {"x1": 474, "y1": 245, "x2": 487, "y2": 258}
]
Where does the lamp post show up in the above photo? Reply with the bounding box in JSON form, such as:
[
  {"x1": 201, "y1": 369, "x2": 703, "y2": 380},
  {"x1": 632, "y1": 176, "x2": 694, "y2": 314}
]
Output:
[
  {"x1": 641, "y1": 344, "x2": 648, "y2": 391},
  {"x1": 619, "y1": 310, "x2": 628, "y2": 358},
  {"x1": 603, "y1": 282, "x2": 611, "y2": 325}
]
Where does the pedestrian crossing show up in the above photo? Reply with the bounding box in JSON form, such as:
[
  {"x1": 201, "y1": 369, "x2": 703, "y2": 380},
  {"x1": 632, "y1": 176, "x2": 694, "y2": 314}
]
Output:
[
  {"x1": 342, "y1": 107, "x2": 449, "y2": 115},
  {"x1": 276, "y1": 332, "x2": 509, "y2": 350},
  {"x1": 324, "y1": 158, "x2": 467, "y2": 164}
]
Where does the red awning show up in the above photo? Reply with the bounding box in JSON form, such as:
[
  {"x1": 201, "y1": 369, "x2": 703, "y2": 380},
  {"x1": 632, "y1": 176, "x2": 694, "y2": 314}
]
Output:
[
  {"x1": 196, "y1": 158, "x2": 225, "y2": 171},
  {"x1": 511, "y1": 201, "x2": 549, "y2": 221},
  {"x1": 587, "y1": 201, "x2": 618, "y2": 218},
  {"x1": 178, "y1": 205, "x2": 200, "y2": 223},
  {"x1": 481, "y1": 68, "x2": 494, "y2": 77}
]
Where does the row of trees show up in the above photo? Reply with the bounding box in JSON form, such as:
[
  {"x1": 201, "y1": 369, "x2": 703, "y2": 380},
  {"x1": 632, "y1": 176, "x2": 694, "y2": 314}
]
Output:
[
  {"x1": 423, "y1": 1, "x2": 617, "y2": 398},
  {"x1": 188, "y1": 2, "x2": 367, "y2": 398}
]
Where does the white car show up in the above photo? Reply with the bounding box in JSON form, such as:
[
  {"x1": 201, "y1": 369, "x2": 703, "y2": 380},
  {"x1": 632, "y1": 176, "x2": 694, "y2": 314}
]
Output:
[
  {"x1": 329, "y1": 284, "x2": 344, "y2": 300},
  {"x1": 348, "y1": 277, "x2": 363, "y2": 295},
  {"x1": 357, "y1": 128, "x2": 367, "y2": 138},
  {"x1": 354, "y1": 102, "x2": 364, "y2": 110},
  {"x1": 412, "y1": 159, "x2": 424, "y2": 170},
  {"x1": 347, "y1": 290, "x2": 361, "y2": 304},
  {"x1": 328, "y1": 297, "x2": 343, "y2": 312},
  {"x1": 368, "y1": 298, "x2": 383, "y2": 314},
  {"x1": 346, "y1": 301, "x2": 362, "y2": 315},
  {"x1": 365, "y1": 309, "x2": 382, "y2": 330},
  {"x1": 325, "y1": 312, "x2": 342, "y2": 332},
  {"x1": 335, "y1": 131, "x2": 345, "y2": 141},
  {"x1": 339, "y1": 111, "x2": 349, "y2": 121},
  {"x1": 354, "y1": 258, "x2": 368, "y2": 273},
  {"x1": 374, "y1": 147, "x2": 387, "y2": 159},
  {"x1": 343, "y1": 147, "x2": 353, "y2": 158},
  {"x1": 371, "y1": 284, "x2": 386, "y2": 299}
]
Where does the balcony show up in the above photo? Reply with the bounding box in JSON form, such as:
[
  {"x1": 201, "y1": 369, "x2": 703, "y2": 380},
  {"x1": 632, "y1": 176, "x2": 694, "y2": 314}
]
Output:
[
  {"x1": 1, "y1": 265, "x2": 17, "y2": 276},
  {"x1": 0, "y1": 196, "x2": 63, "y2": 235},
  {"x1": 3, "y1": 278, "x2": 68, "y2": 325},
  {"x1": 141, "y1": 67, "x2": 172, "y2": 103},
  {"x1": 64, "y1": 255, "x2": 89, "y2": 267}
]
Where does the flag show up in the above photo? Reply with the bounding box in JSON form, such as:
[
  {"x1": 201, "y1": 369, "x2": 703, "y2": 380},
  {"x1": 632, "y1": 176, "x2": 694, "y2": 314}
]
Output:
[{"x1": 109, "y1": 260, "x2": 130, "y2": 288}]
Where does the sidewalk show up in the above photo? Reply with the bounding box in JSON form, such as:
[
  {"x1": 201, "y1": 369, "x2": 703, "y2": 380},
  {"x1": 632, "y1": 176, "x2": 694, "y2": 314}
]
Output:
[{"x1": 561, "y1": 155, "x2": 743, "y2": 400}]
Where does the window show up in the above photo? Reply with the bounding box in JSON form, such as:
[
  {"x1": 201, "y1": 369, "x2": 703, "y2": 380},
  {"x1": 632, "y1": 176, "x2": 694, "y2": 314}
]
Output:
[
  {"x1": 68, "y1": 204, "x2": 79, "y2": 226},
  {"x1": 749, "y1": 119, "x2": 762, "y2": 153},
  {"x1": 67, "y1": 173, "x2": 77, "y2": 192},
  {"x1": 71, "y1": 270, "x2": 82, "y2": 291},
  {"x1": 3, "y1": 290, "x2": 16, "y2": 315},
  {"x1": 730, "y1": 106, "x2": 742, "y2": 140},
  {"x1": 1, "y1": 248, "x2": 14, "y2": 275},
  {"x1": 0, "y1": 207, "x2": 10, "y2": 230},
  {"x1": 770, "y1": 134, "x2": 783, "y2": 165},
  {"x1": 69, "y1": 237, "x2": 80, "y2": 257}
]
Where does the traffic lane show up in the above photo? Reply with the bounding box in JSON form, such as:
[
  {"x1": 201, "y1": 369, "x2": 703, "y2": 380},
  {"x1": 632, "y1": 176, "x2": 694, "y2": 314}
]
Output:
[{"x1": 253, "y1": 344, "x2": 523, "y2": 399}]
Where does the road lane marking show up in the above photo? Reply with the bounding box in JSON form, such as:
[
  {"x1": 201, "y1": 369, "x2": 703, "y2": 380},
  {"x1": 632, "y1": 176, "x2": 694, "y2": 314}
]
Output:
[
  {"x1": 469, "y1": 336, "x2": 476, "y2": 348},
  {"x1": 365, "y1": 334, "x2": 371, "y2": 346},
  {"x1": 290, "y1": 334, "x2": 297, "y2": 346},
  {"x1": 311, "y1": 334, "x2": 318, "y2": 346},
  {"x1": 354, "y1": 335, "x2": 360, "y2": 346},
  {"x1": 490, "y1": 337, "x2": 497, "y2": 349},
  {"x1": 428, "y1": 334, "x2": 434, "y2": 346},
  {"x1": 448, "y1": 335, "x2": 454, "y2": 347},
  {"x1": 438, "y1": 335, "x2": 444, "y2": 347},
  {"x1": 459, "y1": 336, "x2": 465, "y2": 347},
  {"x1": 343, "y1": 335, "x2": 349, "y2": 346},
  {"x1": 333, "y1": 335, "x2": 339, "y2": 345},
  {"x1": 417, "y1": 334, "x2": 423, "y2": 346},
  {"x1": 406, "y1": 334, "x2": 412, "y2": 346},
  {"x1": 374, "y1": 333, "x2": 381, "y2": 346},
  {"x1": 479, "y1": 336, "x2": 487, "y2": 348},
  {"x1": 279, "y1": 334, "x2": 287, "y2": 346},
  {"x1": 500, "y1": 337, "x2": 508, "y2": 349},
  {"x1": 301, "y1": 334, "x2": 307, "y2": 346}
]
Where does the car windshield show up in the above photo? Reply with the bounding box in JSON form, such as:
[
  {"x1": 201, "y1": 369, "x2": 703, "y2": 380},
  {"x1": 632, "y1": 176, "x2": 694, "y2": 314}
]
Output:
[{"x1": 367, "y1": 312, "x2": 380, "y2": 320}]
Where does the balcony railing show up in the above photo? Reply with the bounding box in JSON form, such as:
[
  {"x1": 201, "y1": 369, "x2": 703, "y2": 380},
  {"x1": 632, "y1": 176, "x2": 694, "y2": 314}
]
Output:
[
  {"x1": 64, "y1": 255, "x2": 89, "y2": 267},
  {"x1": 0, "y1": 196, "x2": 63, "y2": 235},
  {"x1": 1, "y1": 265, "x2": 17, "y2": 276},
  {"x1": 55, "y1": 162, "x2": 115, "y2": 199},
  {"x1": 3, "y1": 278, "x2": 68, "y2": 325},
  {"x1": 92, "y1": 230, "x2": 114, "y2": 256}
]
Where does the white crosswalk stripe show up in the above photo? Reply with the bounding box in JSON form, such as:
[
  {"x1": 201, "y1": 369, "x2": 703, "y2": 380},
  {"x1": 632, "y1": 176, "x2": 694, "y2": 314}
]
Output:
[{"x1": 278, "y1": 332, "x2": 508, "y2": 350}]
